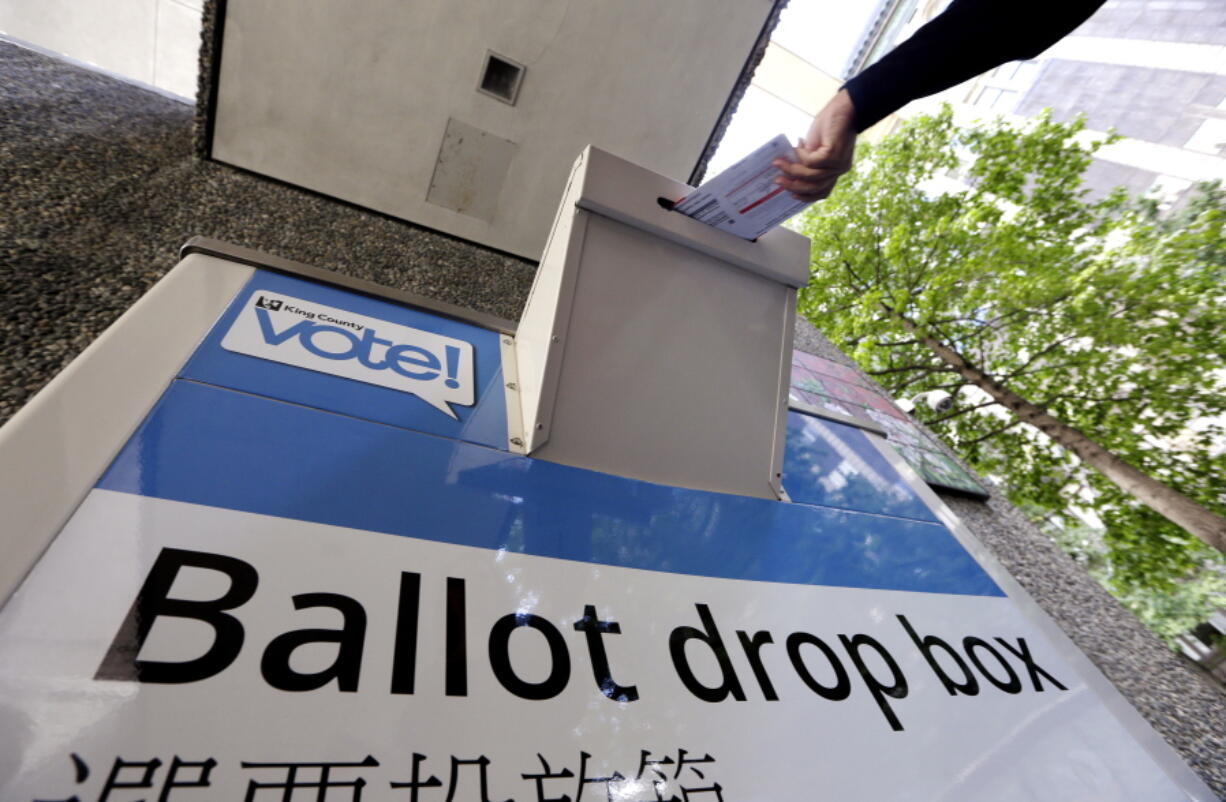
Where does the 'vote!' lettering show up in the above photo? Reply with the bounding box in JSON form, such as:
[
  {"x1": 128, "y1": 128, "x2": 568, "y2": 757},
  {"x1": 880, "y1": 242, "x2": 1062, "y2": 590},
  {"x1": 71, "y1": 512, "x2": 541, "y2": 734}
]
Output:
[{"x1": 221, "y1": 292, "x2": 475, "y2": 418}]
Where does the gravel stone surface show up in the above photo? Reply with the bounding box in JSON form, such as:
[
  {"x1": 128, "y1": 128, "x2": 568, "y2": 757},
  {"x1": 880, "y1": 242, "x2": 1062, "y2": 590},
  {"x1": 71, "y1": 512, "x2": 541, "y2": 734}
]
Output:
[{"x1": 3, "y1": 35, "x2": 1223, "y2": 799}]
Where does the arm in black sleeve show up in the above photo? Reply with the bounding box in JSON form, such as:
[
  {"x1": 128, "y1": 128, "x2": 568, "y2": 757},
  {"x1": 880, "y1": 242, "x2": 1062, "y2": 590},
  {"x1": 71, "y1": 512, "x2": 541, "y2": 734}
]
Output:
[{"x1": 842, "y1": 0, "x2": 1107, "y2": 132}]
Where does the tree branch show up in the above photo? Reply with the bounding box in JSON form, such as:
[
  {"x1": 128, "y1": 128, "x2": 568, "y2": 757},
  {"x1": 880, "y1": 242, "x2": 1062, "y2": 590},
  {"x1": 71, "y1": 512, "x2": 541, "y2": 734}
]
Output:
[
  {"x1": 926, "y1": 399, "x2": 1000, "y2": 425},
  {"x1": 999, "y1": 331, "x2": 1086, "y2": 380},
  {"x1": 962, "y1": 299, "x2": 1071, "y2": 340},
  {"x1": 866, "y1": 363, "x2": 953, "y2": 378},
  {"x1": 1040, "y1": 392, "x2": 1144, "y2": 406},
  {"x1": 960, "y1": 418, "x2": 1024, "y2": 446},
  {"x1": 890, "y1": 371, "x2": 955, "y2": 393}
]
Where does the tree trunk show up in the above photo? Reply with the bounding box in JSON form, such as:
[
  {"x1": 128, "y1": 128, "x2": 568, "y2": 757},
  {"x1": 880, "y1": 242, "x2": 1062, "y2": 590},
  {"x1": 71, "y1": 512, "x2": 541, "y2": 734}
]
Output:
[{"x1": 892, "y1": 312, "x2": 1226, "y2": 556}]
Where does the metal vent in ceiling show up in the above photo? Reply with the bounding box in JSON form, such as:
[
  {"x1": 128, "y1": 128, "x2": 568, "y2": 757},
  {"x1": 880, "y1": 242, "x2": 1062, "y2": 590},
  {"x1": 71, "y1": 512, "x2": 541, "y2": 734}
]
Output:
[{"x1": 477, "y1": 51, "x2": 525, "y2": 105}]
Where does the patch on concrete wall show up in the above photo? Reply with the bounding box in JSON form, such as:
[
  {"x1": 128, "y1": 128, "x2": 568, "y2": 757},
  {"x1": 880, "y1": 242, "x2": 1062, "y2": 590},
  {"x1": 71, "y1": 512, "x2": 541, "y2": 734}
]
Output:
[{"x1": 426, "y1": 118, "x2": 517, "y2": 223}]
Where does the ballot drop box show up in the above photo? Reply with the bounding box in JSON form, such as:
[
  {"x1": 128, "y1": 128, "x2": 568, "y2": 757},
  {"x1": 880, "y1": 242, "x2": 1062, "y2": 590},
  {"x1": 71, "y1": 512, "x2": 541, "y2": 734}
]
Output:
[{"x1": 0, "y1": 149, "x2": 1215, "y2": 801}]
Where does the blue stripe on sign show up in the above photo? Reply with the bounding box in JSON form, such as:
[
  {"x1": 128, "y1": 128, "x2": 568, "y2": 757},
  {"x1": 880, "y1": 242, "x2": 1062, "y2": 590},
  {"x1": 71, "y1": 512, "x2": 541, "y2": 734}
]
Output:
[{"x1": 97, "y1": 380, "x2": 1003, "y2": 597}]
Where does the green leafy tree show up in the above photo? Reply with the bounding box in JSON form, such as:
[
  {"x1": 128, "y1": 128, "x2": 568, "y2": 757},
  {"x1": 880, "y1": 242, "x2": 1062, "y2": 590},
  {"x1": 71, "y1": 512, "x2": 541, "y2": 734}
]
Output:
[{"x1": 796, "y1": 107, "x2": 1226, "y2": 596}]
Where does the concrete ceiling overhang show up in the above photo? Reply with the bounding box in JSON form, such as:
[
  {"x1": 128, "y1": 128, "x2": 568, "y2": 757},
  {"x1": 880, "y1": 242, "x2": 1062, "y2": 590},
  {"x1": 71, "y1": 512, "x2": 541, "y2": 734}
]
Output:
[{"x1": 196, "y1": 0, "x2": 787, "y2": 261}]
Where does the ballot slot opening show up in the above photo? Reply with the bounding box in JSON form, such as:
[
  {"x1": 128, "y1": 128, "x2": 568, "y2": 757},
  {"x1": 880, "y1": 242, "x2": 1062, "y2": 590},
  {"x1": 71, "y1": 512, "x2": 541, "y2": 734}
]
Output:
[{"x1": 656, "y1": 195, "x2": 757, "y2": 241}]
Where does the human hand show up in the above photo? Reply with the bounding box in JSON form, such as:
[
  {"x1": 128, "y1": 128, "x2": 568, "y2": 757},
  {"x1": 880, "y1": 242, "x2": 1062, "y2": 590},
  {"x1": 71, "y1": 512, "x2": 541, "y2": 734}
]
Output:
[{"x1": 772, "y1": 89, "x2": 857, "y2": 202}]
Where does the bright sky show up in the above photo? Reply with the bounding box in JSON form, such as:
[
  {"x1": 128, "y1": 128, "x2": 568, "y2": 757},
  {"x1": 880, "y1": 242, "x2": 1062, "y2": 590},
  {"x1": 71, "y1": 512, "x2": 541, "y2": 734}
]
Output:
[
  {"x1": 706, "y1": 0, "x2": 880, "y2": 176},
  {"x1": 770, "y1": 0, "x2": 879, "y2": 76}
]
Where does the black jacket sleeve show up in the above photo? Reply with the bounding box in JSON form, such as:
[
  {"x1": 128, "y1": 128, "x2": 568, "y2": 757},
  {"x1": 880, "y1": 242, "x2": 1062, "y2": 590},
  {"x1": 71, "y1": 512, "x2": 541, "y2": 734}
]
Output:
[{"x1": 842, "y1": 0, "x2": 1107, "y2": 132}]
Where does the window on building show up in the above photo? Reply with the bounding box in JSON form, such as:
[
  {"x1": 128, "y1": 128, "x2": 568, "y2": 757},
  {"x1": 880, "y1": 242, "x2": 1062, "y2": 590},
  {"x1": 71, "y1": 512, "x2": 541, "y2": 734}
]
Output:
[{"x1": 966, "y1": 60, "x2": 1037, "y2": 114}]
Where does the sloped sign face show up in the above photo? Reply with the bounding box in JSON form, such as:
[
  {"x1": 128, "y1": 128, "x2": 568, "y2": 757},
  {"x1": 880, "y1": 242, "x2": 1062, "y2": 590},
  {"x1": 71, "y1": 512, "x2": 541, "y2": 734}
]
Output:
[{"x1": 0, "y1": 379, "x2": 1199, "y2": 801}]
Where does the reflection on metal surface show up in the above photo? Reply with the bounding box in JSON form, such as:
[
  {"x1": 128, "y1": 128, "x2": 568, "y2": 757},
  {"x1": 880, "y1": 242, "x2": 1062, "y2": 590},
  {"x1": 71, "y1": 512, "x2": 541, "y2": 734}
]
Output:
[
  {"x1": 99, "y1": 380, "x2": 999, "y2": 597},
  {"x1": 783, "y1": 411, "x2": 939, "y2": 523},
  {"x1": 789, "y1": 350, "x2": 988, "y2": 497}
]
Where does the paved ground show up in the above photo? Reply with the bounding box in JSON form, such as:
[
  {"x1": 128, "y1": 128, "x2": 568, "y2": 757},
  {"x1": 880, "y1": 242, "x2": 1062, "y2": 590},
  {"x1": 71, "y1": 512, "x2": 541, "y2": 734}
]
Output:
[{"x1": 0, "y1": 38, "x2": 535, "y2": 425}]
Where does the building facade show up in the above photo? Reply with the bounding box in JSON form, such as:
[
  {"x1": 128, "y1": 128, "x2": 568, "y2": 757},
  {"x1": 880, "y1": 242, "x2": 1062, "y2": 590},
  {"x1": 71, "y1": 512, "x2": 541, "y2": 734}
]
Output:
[{"x1": 848, "y1": 0, "x2": 1226, "y2": 206}]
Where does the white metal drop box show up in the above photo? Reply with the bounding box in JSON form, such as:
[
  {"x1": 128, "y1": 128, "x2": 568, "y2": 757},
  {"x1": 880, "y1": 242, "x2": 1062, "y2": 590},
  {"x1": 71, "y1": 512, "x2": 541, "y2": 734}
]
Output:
[{"x1": 512, "y1": 147, "x2": 811, "y2": 499}]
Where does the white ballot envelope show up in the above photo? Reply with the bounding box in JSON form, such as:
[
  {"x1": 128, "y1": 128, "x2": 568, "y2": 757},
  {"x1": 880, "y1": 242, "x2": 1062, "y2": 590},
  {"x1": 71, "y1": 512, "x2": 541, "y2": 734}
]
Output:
[{"x1": 674, "y1": 134, "x2": 811, "y2": 240}]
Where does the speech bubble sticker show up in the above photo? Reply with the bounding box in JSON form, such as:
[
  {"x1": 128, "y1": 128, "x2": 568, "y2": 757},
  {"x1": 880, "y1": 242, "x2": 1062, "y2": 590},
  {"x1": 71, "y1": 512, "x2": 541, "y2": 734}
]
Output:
[{"x1": 221, "y1": 292, "x2": 475, "y2": 419}]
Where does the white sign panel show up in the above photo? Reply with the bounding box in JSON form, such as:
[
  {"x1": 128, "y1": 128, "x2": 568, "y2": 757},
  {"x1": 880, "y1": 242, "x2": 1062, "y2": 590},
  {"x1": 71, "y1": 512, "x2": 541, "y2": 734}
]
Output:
[
  {"x1": 222, "y1": 291, "x2": 474, "y2": 418},
  {"x1": 0, "y1": 490, "x2": 1196, "y2": 801}
]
